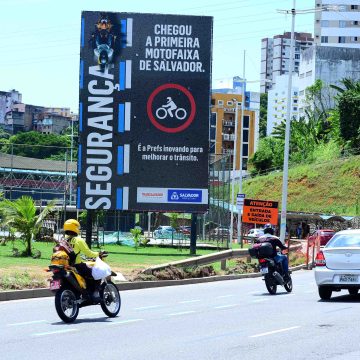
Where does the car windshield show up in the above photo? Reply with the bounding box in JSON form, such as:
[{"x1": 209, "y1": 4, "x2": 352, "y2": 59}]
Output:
[
  {"x1": 326, "y1": 234, "x2": 360, "y2": 248},
  {"x1": 321, "y1": 231, "x2": 334, "y2": 236}
]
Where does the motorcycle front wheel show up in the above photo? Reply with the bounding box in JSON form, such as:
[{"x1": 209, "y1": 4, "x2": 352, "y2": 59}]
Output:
[
  {"x1": 265, "y1": 275, "x2": 277, "y2": 295},
  {"x1": 100, "y1": 281, "x2": 121, "y2": 317},
  {"x1": 55, "y1": 287, "x2": 79, "y2": 323}
]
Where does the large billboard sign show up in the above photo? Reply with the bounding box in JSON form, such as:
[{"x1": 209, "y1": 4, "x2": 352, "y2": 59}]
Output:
[{"x1": 77, "y1": 11, "x2": 213, "y2": 212}]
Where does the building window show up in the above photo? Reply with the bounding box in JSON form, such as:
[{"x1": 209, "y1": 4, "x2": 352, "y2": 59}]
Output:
[
  {"x1": 306, "y1": 70, "x2": 312, "y2": 77},
  {"x1": 338, "y1": 36, "x2": 346, "y2": 43},
  {"x1": 293, "y1": 107, "x2": 297, "y2": 111},
  {"x1": 353, "y1": 37, "x2": 358, "y2": 42},
  {"x1": 339, "y1": 20, "x2": 347, "y2": 28},
  {"x1": 218, "y1": 100, "x2": 223, "y2": 106},
  {"x1": 242, "y1": 129, "x2": 249, "y2": 142},
  {"x1": 351, "y1": 5, "x2": 358, "y2": 10},
  {"x1": 321, "y1": 20, "x2": 329, "y2": 27},
  {"x1": 295, "y1": 54, "x2": 300, "y2": 59},
  {"x1": 293, "y1": 91, "x2": 298, "y2": 96},
  {"x1": 321, "y1": 36, "x2": 328, "y2": 43},
  {"x1": 242, "y1": 144, "x2": 249, "y2": 157},
  {"x1": 299, "y1": 90, "x2": 305, "y2": 96},
  {"x1": 353, "y1": 21, "x2": 359, "y2": 25},
  {"x1": 243, "y1": 115, "x2": 250, "y2": 128},
  {"x1": 227, "y1": 100, "x2": 233, "y2": 106}
]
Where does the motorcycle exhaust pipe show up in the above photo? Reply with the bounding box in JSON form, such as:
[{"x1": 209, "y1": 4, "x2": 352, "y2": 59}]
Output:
[{"x1": 272, "y1": 271, "x2": 284, "y2": 285}]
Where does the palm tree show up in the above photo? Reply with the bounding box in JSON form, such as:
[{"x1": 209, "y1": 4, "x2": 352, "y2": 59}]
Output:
[{"x1": 0, "y1": 196, "x2": 54, "y2": 256}]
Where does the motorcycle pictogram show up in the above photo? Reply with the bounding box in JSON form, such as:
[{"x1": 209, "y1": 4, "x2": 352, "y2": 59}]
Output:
[{"x1": 155, "y1": 97, "x2": 187, "y2": 120}]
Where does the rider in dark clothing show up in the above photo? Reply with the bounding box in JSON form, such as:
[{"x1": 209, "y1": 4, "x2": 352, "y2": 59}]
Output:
[{"x1": 258, "y1": 226, "x2": 290, "y2": 279}]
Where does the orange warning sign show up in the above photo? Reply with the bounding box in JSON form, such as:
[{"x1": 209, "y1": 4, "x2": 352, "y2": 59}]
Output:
[{"x1": 242, "y1": 198, "x2": 278, "y2": 226}]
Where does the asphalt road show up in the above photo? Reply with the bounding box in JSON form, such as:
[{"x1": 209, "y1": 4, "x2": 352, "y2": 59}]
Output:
[{"x1": 1, "y1": 270, "x2": 360, "y2": 360}]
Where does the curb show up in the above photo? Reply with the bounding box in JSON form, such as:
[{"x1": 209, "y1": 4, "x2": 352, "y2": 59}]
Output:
[{"x1": 0, "y1": 264, "x2": 307, "y2": 302}]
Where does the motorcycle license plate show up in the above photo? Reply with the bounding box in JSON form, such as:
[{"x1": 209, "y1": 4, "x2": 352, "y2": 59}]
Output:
[
  {"x1": 260, "y1": 267, "x2": 269, "y2": 274},
  {"x1": 50, "y1": 280, "x2": 60, "y2": 290}
]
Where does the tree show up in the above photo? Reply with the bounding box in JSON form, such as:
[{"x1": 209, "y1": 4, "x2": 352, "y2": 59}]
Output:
[
  {"x1": 0, "y1": 196, "x2": 54, "y2": 256},
  {"x1": 248, "y1": 136, "x2": 284, "y2": 174},
  {"x1": 1, "y1": 131, "x2": 70, "y2": 160}
]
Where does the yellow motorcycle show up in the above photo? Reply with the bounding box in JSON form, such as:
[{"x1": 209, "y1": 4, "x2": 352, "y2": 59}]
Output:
[{"x1": 48, "y1": 249, "x2": 121, "y2": 323}]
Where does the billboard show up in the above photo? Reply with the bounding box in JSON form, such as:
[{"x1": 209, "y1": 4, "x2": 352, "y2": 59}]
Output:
[
  {"x1": 77, "y1": 11, "x2": 213, "y2": 212},
  {"x1": 242, "y1": 198, "x2": 279, "y2": 226}
]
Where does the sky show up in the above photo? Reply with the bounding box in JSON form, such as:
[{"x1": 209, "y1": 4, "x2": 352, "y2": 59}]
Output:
[{"x1": 1, "y1": 0, "x2": 316, "y2": 113}]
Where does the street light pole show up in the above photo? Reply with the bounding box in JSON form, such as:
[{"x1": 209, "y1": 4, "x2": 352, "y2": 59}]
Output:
[
  {"x1": 229, "y1": 100, "x2": 239, "y2": 245},
  {"x1": 279, "y1": 0, "x2": 296, "y2": 243},
  {"x1": 69, "y1": 119, "x2": 74, "y2": 206},
  {"x1": 237, "y1": 50, "x2": 246, "y2": 246}
]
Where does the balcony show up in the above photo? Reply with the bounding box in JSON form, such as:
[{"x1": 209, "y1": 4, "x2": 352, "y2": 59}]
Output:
[
  {"x1": 223, "y1": 120, "x2": 235, "y2": 127},
  {"x1": 223, "y1": 149, "x2": 234, "y2": 155},
  {"x1": 223, "y1": 134, "x2": 235, "y2": 141}
]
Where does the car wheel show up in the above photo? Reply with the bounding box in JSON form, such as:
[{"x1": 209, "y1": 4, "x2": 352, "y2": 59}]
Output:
[
  {"x1": 318, "y1": 286, "x2": 332, "y2": 300},
  {"x1": 348, "y1": 288, "x2": 359, "y2": 296}
]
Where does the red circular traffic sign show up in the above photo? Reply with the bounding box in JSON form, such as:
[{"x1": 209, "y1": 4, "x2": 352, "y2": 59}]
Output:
[{"x1": 146, "y1": 83, "x2": 196, "y2": 133}]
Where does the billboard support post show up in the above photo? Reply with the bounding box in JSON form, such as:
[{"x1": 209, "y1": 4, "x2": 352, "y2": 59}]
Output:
[
  {"x1": 190, "y1": 213, "x2": 197, "y2": 255},
  {"x1": 86, "y1": 210, "x2": 93, "y2": 249}
]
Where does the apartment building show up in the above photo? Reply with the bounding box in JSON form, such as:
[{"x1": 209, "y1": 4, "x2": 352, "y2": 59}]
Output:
[
  {"x1": 261, "y1": 32, "x2": 314, "y2": 93},
  {"x1": 210, "y1": 93, "x2": 257, "y2": 172},
  {"x1": 267, "y1": 74, "x2": 299, "y2": 136},
  {"x1": 315, "y1": 1, "x2": 360, "y2": 47}
]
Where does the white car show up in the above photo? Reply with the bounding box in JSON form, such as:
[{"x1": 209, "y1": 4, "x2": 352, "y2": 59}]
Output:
[
  {"x1": 247, "y1": 228, "x2": 264, "y2": 238},
  {"x1": 314, "y1": 229, "x2": 360, "y2": 300},
  {"x1": 154, "y1": 226, "x2": 176, "y2": 238}
]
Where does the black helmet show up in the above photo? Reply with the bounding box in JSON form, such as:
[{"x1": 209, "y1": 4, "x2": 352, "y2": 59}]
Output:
[{"x1": 263, "y1": 223, "x2": 274, "y2": 235}]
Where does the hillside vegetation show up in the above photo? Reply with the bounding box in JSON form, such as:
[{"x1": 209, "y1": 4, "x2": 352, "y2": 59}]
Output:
[{"x1": 239, "y1": 155, "x2": 360, "y2": 216}]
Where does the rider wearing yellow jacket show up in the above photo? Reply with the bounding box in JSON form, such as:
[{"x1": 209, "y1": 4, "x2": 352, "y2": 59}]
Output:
[{"x1": 63, "y1": 219, "x2": 99, "y2": 278}]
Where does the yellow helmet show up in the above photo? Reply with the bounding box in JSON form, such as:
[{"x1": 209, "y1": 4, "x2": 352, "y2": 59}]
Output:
[{"x1": 63, "y1": 219, "x2": 80, "y2": 235}]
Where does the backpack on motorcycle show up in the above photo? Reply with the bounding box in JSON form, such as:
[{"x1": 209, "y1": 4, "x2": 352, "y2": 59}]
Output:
[
  {"x1": 53, "y1": 240, "x2": 77, "y2": 265},
  {"x1": 248, "y1": 242, "x2": 273, "y2": 259}
]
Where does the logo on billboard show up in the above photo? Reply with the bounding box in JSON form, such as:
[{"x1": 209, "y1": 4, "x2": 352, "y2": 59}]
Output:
[
  {"x1": 167, "y1": 189, "x2": 202, "y2": 203},
  {"x1": 147, "y1": 83, "x2": 196, "y2": 133}
]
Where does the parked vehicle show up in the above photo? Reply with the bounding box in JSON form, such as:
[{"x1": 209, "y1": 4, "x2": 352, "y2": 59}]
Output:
[
  {"x1": 314, "y1": 229, "x2": 360, "y2": 300},
  {"x1": 154, "y1": 226, "x2": 176, "y2": 238},
  {"x1": 308, "y1": 229, "x2": 335, "y2": 246},
  {"x1": 179, "y1": 226, "x2": 191, "y2": 235},
  {"x1": 212, "y1": 227, "x2": 230, "y2": 236},
  {"x1": 247, "y1": 228, "x2": 264, "y2": 238},
  {"x1": 248, "y1": 242, "x2": 293, "y2": 295},
  {"x1": 48, "y1": 250, "x2": 121, "y2": 323}
]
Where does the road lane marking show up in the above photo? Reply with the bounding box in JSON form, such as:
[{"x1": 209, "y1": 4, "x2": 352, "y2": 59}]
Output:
[
  {"x1": 134, "y1": 305, "x2": 163, "y2": 311},
  {"x1": 249, "y1": 326, "x2": 300, "y2": 338},
  {"x1": 32, "y1": 328, "x2": 78, "y2": 337},
  {"x1": 214, "y1": 304, "x2": 238, "y2": 309},
  {"x1": 108, "y1": 319, "x2": 144, "y2": 325},
  {"x1": 251, "y1": 299, "x2": 269, "y2": 303},
  {"x1": 8, "y1": 320, "x2": 47, "y2": 326},
  {"x1": 216, "y1": 295, "x2": 235, "y2": 299},
  {"x1": 324, "y1": 306, "x2": 352, "y2": 313},
  {"x1": 167, "y1": 311, "x2": 196, "y2": 317},
  {"x1": 178, "y1": 300, "x2": 201, "y2": 304}
]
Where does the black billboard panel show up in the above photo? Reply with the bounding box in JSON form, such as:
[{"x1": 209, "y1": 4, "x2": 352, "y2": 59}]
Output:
[{"x1": 77, "y1": 11, "x2": 213, "y2": 212}]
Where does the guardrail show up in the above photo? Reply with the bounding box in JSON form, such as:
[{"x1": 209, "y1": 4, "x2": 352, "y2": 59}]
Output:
[{"x1": 142, "y1": 241, "x2": 303, "y2": 274}]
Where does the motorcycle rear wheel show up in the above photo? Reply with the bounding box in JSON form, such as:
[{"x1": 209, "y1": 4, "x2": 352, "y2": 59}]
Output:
[
  {"x1": 100, "y1": 281, "x2": 121, "y2": 317},
  {"x1": 284, "y1": 276, "x2": 293, "y2": 292},
  {"x1": 265, "y1": 275, "x2": 277, "y2": 295},
  {"x1": 55, "y1": 287, "x2": 79, "y2": 323}
]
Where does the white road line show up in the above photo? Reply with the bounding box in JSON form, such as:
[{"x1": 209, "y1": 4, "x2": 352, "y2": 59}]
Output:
[
  {"x1": 168, "y1": 311, "x2": 196, "y2": 317},
  {"x1": 214, "y1": 304, "x2": 238, "y2": 309},
  {"x1": 108, "y1": 319, "x2": 144, "y2": 326},
  {"x1": 32, "y1": 328, "x2": 78, "y2": 337},
  {"x1": 8, "y1": 320, "x2": 47, "y2": 326},
  {"x1": 251, "y1": 298, "x2": 269, "y2": 303},
  {"x1": 178, "y1": 300, "x2": 201, "y2": 304},
  {"x1": 249, "y1": 326, "x2": 300, "y2": 338},
  {"x1": 216, "y1": 295, "x2": 235, "y2": 299},
  {"x1": 134, "y1": 305, "x2": 163, "y2": 310}
]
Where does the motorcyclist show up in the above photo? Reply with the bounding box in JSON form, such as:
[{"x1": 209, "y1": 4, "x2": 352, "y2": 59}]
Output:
[
  {"x1": 62, "y1": 219, "x2": 105, "y2": 297},
  {"x1": 257, "y1": 224, "x2": 290, "y2": 280}
]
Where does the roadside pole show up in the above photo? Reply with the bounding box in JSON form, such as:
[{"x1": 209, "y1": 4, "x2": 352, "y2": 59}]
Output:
[
  {"x1": 86, "y1": 210, "x2": 93, "y2": 249},
  {"x1": 190, "y1": 213, "x2": 197, "y2": 255}
]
